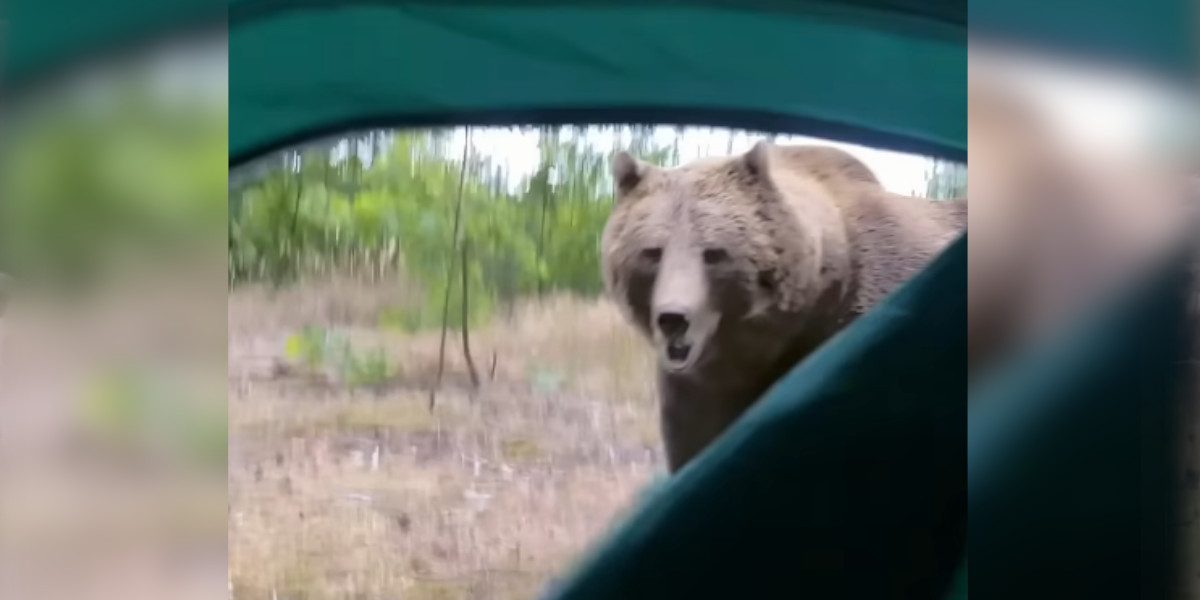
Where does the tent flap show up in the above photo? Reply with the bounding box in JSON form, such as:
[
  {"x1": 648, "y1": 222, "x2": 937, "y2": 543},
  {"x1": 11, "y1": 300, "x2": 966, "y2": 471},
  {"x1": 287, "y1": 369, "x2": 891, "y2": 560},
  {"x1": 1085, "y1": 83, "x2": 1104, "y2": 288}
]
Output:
[{"x1": 226, "y1": 2, "x2": 967, "y2": 164}]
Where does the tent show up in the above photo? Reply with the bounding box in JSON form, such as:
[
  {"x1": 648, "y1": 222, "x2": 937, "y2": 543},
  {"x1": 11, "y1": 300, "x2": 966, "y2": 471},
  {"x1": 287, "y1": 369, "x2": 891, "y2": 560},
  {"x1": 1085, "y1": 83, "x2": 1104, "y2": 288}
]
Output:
[{"x1": 6, "y1": 1, "x2": 1195, "y2": 599}]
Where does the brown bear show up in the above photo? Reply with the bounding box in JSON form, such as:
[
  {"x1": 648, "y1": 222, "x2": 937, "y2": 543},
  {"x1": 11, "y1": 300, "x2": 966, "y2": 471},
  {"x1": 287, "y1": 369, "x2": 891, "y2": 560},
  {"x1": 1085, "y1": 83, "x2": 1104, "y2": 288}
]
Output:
[
  {"x1": 601, "y1": 140, "x2": 967, "y2": 472},
  {"x1": 966, "y1": 79, "x2": 1191, "y2": 371}
]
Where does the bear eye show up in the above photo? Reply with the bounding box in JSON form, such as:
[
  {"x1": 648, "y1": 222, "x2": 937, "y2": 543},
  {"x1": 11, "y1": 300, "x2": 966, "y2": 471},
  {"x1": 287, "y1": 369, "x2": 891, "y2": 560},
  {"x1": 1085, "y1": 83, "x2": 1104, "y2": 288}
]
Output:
[
  {"x1": 703, "y1": 248, "x2": 730, "y2": 265},
  {"x1": 640, "y1": 248, "x2": 663, "y2": 263}
]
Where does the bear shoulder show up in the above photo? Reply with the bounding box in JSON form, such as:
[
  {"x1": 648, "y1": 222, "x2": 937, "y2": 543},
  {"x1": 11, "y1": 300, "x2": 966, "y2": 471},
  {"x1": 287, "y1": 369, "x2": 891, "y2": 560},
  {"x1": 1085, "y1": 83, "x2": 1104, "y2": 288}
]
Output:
[
  {"x1": 770, "y1": 144, "x2": 884, "y2": 190},
  {"x1": 757, "y1": 143, "x2": 884, "y2": 206},
  {"x1": 759, "y1": 143, "x2": 966, "y2": 313},
  {"x1": 757, "y1": 141, "x2": 964, "y2": 255}
]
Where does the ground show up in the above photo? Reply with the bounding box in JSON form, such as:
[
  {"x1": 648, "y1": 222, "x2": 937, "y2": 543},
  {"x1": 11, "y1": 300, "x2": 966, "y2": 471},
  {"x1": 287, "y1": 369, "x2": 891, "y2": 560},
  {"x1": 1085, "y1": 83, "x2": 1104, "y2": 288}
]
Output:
[{"x1": 227, "y1": 278, "x2": 663, "y2": 600}]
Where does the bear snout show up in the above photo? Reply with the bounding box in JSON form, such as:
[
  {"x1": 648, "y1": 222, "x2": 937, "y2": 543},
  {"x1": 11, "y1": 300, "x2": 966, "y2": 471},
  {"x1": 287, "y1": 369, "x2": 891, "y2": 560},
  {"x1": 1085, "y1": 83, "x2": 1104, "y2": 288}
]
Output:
[{"x1": 655, "y1": 311, "x2": 690, "y2": 339}]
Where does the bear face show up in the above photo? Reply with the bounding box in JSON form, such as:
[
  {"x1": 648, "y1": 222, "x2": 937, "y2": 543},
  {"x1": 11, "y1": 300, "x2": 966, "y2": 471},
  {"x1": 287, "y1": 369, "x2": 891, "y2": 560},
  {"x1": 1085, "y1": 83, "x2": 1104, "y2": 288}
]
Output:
[{"x1": 600, "y1": 143, "x2": 830, "y2": 379}]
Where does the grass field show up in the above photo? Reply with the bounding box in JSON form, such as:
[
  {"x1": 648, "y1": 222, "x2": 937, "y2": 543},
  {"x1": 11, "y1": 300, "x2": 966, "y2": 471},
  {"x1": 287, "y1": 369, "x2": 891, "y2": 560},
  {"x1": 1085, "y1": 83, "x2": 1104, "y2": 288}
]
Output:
[{"x1": 228, "y1": 279, "x2": 664, "y2": 600}]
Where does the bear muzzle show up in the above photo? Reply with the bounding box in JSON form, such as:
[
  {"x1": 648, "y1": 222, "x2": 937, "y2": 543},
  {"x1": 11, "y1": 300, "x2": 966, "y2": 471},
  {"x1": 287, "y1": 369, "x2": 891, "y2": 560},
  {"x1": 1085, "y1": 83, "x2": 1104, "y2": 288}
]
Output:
[{"x1": 652, "y1": 304, "x2": 719, "y2": 372}]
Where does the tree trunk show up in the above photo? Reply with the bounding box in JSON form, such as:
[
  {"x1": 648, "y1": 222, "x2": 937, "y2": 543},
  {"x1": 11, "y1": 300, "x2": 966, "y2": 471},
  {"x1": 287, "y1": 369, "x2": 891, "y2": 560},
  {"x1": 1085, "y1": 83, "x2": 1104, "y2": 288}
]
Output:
[
  {"x1": 536, "y1": 167, "x2": 550, "y2": 297},
  {"x1": 429, "y1": 127, "x2": 473, "y2": 411},
  {"x1": 282, "y1": 159, "x2": 304, "y2": 287},
  {"x1": 460, "y1": 238, "x2": 480, "y2": 391}
]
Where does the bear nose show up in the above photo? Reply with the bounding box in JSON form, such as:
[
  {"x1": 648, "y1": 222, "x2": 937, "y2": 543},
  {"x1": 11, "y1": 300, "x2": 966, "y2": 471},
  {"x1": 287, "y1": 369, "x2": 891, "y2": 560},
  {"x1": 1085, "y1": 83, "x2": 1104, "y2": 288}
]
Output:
[{"x1": 656, "y1": 312, "x2": 689, "y2": 338}]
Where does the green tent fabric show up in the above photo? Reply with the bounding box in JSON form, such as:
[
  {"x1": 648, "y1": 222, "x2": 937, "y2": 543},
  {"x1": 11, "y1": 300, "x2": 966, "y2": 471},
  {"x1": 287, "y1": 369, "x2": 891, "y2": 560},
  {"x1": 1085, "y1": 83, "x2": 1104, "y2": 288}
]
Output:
[
  {"x1": 969, "y1": 0, "x2": 1195, "y2": 82},
  {"x1": 540, "y1": 232, "x2": 969, "y2": 600},
  {"x1": 223, "y1": 1, "x2": 968, "y2": 165},
  {"x1": 4, "y1": 0, "x2": 224, "y2": 91},
  {"x1": 946, "y1": 559, "x2": 968, "y2": 599},
  {"x1": 967, "y1": 238, "x2": 1195, "y2": 599}
]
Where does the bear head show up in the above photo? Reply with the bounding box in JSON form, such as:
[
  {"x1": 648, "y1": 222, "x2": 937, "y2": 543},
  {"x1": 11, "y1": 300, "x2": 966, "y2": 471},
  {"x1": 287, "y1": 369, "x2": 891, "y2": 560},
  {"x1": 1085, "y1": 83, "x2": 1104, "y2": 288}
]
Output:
[{"x1": 600, "y1": 141, "x2": 835, "y2": 378}]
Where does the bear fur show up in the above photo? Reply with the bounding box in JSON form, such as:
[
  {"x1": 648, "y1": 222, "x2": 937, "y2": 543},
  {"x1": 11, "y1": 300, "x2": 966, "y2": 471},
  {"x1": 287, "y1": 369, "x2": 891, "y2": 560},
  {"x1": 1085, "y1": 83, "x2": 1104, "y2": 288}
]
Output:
[
  {"x1": 966, "y1": 79, "x2": 1192, "y2": 372},
  {"x1": 601, "y1": 141, "x2": 966, "y2": 472}
]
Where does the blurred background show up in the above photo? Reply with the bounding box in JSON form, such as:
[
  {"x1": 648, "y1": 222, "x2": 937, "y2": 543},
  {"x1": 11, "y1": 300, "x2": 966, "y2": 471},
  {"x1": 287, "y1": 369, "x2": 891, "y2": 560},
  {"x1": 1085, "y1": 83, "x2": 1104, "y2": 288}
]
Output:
[
  {"x1": 1, "y1": 11, "x2": 1197, "y2": 600},
  {"x1": 0, "y1": 29, "x2": 229, "y2": 600},
  {"x1": 968, "y1": 41, "x2": 1200, "y2": 598}
]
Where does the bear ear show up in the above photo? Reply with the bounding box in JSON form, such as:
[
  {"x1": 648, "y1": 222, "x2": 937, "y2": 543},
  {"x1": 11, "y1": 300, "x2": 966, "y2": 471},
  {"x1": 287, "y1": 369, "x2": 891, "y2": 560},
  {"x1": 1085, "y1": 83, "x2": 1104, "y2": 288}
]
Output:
[
  {"x1": 744, "y1": 140, "x2": 773, "y2": 177},
  {"x1": 612, "y1": 151, "x2": 647, "y2": 196}
]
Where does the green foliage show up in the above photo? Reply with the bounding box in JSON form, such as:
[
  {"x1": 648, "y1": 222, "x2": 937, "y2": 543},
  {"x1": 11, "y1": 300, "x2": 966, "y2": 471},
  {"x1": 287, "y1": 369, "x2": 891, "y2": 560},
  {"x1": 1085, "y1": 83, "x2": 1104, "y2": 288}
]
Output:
[
  {"x1": 2, "y1": 83, "x2": 228, "y2": 293},
  {"x1": 229, "y1": 127, "x2": 664, "y2": 328},
  {"x1": 345, "y1": 346, "x2": 395, "y2": 388},
  {"x1": 284, "y1": 325, "x2": 397, "y2": 388},
  {"x1": 79, "y1": 367, "x2": 227, "y2": 471},
  {"x1": 285, "y1": 326, "x2": 327, "y2": 368}
]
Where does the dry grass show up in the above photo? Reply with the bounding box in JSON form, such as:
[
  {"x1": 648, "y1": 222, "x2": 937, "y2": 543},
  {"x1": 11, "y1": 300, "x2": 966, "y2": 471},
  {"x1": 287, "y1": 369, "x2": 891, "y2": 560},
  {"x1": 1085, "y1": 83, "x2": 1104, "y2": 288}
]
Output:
[{"x1": 228, "y1": 280, "x2": 662, "y2": 600}]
